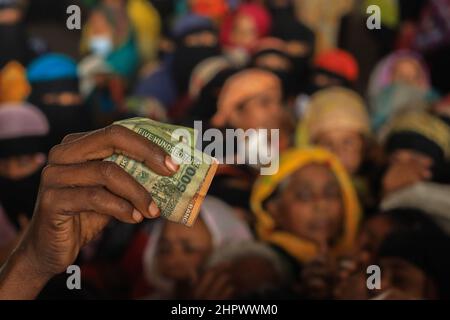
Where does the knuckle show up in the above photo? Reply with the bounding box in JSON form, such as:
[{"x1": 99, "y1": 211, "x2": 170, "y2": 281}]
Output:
[
  {"x1": 115, "y1": 200, "x2": 132, "y2": 214},
  {"x1": 99, "y1": 161, "x2": 119, "y2": 180},
  {"x1": 105, "y1": 124, "x2": 125, "y2": 140},
  {"x1": 40, "y1": 165, "x2": 54, "y2": 184},
  {"x1": 61, "y1": 132, "x2": 79, "y2": 144},
  {"x1": 40, "y1": 188, "x2": 56, "y2": 209},
  {"x1": 48, "y1": 144, "x2": 62, "y2": 163},
  {"x1": 87, "y1": 188, "x2": 104, "y2": 204}
]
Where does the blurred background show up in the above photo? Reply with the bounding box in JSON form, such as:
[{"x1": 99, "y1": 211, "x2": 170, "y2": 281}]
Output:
[{"x1": 1, "y1": 0, "x2": 450, "y2": 300}]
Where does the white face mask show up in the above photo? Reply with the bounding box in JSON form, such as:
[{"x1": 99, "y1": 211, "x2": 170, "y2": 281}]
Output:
[{"x1": 89, "y1": 36, "x2": 113, "y2": 57}]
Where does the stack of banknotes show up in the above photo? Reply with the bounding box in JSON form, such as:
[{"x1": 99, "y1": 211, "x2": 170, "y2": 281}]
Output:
[{"x1": 105, "y1": 118, "x2": 218, "y2": 227}]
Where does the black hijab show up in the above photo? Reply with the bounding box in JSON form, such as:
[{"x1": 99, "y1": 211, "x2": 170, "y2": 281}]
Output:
[
  {"x1": 269, "y1": 3, "x2": 315, "y2": 93},
  {"x1": 29, "y1": 78, "x2": 91, "y2": 151}
]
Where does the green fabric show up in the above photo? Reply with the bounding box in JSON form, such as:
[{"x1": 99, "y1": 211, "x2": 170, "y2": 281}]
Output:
[{"x1": 106, "y1": 34, "x2": 139, "y2": 78}]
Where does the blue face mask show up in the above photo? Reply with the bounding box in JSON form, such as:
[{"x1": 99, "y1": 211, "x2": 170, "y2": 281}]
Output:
[{"x1": 89, "y1": 36, "x2": 113, "y2": 57}]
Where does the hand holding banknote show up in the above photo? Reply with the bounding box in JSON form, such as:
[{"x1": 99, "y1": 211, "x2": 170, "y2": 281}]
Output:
[{"x1": 0, "y1": 120, "x2": 217, "y2": 299}]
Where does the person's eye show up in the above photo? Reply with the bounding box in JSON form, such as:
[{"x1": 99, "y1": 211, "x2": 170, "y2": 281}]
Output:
[
  {"x1": 323, "y1": 186, "x2": 341, "y2": 199},
  {"x1": 294, "y1": 189, "x2": 314, "y2": 201},
  {"x1": 183, "y1": 243, "x2": 203, "y2": 254},
  {"x1": 342, "y1": 138, "x2": 359, "y2": 151}
]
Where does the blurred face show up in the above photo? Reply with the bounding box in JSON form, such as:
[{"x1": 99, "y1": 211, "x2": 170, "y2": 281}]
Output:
[
  {"x1": 389, "y1": 149, "x2": 433, "y2": 167},
  {"x1": 357, "y1": 215, "x2": 393, "y2": 266},
  {"x1": 156, "y1": 219, "x2": 212, "y2": 282},
  {"x1": 102, "y1": 0, "x2": 125, "y2": 9},
  {"x1": 377, "y1": 257, "x2": 437, "y2": 299},
  {"x1": 230, "y1": 14, "x2": 258, "y2": 50},
  {"x1": 88, "y1": 11, "x2": 113, "y2": 39},
  {"x1": 269, "y1": 163, "x2": 344, "y2": 245},
  {"x1": 184, "y1": 30, "x2": 218, "y2": 48},
  {"x1": 392, "y1": 58, "x2": 425, "y2": 89},
  {"x1": 315, "y1": 130, "x2": 364, "y2": 175},
  {"x1": 43, "y1": 92, "x2": 82, "y2": 107},
  {"x1": 0, "y1": 154, "x2": 46, "y2": 180},
  {"x1": 0, "y1": 8, "x2": 22, "y2": 25},
  {"x1": 227, "y1": 256, "x2": 280, "y2": 298},
  {"x1": 312, "y1": 73, "x2": 346, "y2": 89},
  {"x1": 286, "y1": 40, "x2": 311, "y2": 58},
  {"x1": 228, "y1": 88, "x2": 283, "y2": 130},
  {"x1": 255, "y1": 53, "x2": 292, "y2": 72}
]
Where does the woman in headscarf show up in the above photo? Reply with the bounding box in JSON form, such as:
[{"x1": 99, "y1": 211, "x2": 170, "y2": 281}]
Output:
[
  {"x1": 296, "y1": 87, "x2": 379, "y2": 212},
  {"x1": 211, "y1": 68, "x2": 287, "y2": 133},
  {"x1": 220, "y1": 3, "x2": 272, "y2": 57},
  {"x1": 0, "y1": 60, "x2": 30, "y2": 104},
  {"x1": 208, "y1": 68, "x2": 292, "y2": 218},
  {"x1": 81, "y1": 2, "x2": 139, "y2": 78},
  {"x1": 250, "y1": 37, "x2": 296, "y2": 100},
  {"x1": 294, "y1": 0, "x2": 355, "y2": 54},
  {"x1": 381, "y1": 110, "x2": 450, "y2": 196},
  {"x1": 250, "y1": 148, "x2": 361, "y2": 297},
  {"x1": 268, "y1": 0, "x2": 315, "y2": 93},
  {"x1": 187, "y1": 55, "x2": 238, "y2": 122},
  {"x1": 368, "y1": 50, "x2": 432, "y2": 99},
  {"x1": 0, "y1": 103, "x2": 49, "y2": 229},
  {"x1": 204, "y1": 241, "x2": 295, "y2": 299},
  {"x1": 334, "y1": 207, "x2": 448, "y2": 300},
  {"x1": 293, "y1": 48, "x2": 359, "y2": 120},
  {"x1": 189, "y1": 0, "x2": 230, "y2": 23},
  {"x1": 127, "y1": 0, "x2": 161, "y2": 64},
  {"x1": 170, "y1": 14, "x2": 221, "y2": 97},
  {"x1": 309, "y1": 49, "x2": 359, "y2": 94},
  {"x1": 0, "y1": 0, "x2": 35, "y2": 68},
  {"x1": 27, "y1": 53, "x2": 90, "y2": 150},
  {"x1": 375, "y1": 228, "x2": 450, "y2": 299},
  {"x1": 79, "y1": 2, "x2": 139, "y2": 121},
  {"x1": 370, "y1": 83, "x2": 436, "y2": 133},
  {"x1": 141, "y1": 196, "x2": 253, "y2": 299}
]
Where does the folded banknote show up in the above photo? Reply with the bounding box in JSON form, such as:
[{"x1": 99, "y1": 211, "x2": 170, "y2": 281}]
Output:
[{"x1": 105, "y1": 118, "x2": 218, "y2": 226}]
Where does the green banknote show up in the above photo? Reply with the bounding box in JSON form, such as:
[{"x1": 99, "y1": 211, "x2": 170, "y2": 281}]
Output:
[{"x1": 105, "y1": 118, "x2": 218, "y2": 226}]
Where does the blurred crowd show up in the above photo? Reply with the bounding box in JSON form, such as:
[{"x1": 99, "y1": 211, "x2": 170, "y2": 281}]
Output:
[{"x1": 1, "y1": 0, "x2": 450, "y2": 300}]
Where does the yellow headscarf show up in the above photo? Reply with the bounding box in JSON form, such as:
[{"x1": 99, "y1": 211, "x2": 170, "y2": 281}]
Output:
[
  {"x1": 0, "y1": 61, "x2": 31, "y2": 104},
  {"x1": 127, "y1": 0, "x2": 161, "y2": 62},
  {"x1": 250, "y1": 148, "x2": 361, "y2": 264}
]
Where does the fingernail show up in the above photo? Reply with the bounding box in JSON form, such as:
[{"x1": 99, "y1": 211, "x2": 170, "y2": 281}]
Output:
[
  {"x1": 165, "y1": 155, "x2": 179, "y2": 173},
  {"x1": 132, "y1": 209, "x2": 144, "y2": 223},
  {"x1": 148, "y1": 202, "x2": 160, "y2": 218}
]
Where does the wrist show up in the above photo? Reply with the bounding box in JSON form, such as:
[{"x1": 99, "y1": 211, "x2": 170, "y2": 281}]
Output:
[{"x1": 0, "y1": 241, "x2": 52, "y2": 299}]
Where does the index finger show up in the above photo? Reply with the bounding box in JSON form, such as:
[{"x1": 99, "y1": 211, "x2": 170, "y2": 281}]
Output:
[{"x1": 49, "y1": 125, "x2": 179, "y2": 176}]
